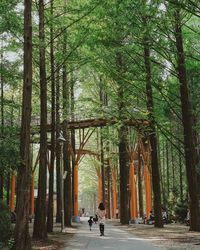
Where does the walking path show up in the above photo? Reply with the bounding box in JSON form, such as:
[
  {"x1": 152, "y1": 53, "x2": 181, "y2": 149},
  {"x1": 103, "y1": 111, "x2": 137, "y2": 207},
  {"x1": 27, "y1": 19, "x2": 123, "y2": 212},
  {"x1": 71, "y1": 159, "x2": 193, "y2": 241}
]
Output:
[{"x1": 61, "y1": 218, "x2": 165, "y2": 250}]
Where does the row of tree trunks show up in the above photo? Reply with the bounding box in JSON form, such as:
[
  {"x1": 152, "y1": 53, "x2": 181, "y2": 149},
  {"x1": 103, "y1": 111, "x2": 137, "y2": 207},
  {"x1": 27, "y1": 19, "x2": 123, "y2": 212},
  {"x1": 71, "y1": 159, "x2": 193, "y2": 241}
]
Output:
[{"x1": 13, "y1": 0, "x2": 33, "y2": 247}]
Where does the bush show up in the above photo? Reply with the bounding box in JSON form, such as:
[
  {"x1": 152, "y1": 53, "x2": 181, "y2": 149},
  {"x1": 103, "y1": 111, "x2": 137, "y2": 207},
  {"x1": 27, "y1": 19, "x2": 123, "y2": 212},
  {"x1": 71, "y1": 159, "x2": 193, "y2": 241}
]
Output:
[
  {"x1": 0, "y1": 200, "x2": 13, "y2": 244},
  {"x1": 174, "y1": 200, "x2": 188, "y2": 222}
]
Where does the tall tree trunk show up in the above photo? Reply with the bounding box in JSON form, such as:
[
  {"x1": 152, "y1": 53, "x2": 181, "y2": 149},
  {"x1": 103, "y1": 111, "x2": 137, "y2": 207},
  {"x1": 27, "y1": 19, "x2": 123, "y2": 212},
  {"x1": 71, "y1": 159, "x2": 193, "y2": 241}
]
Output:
[
  {"x1": 166, "y1": 140, "x2": 170, "y2": 198},
  {"x1": 174, "y1": 5, "x2": 200, "y2": 231},
  {"x1": 162, "y1": 140, "x2": 166, "y2": 205},
  {"x1": 71, "y1": 71, "x2": 75, "y2": 217},
  {"x1": 99, "y1": 77, "x2": 105, "y2": 204},
  {"x1": 13, "y1": 0, "x2": 32, "y2": 248},
  {"x1": 178, "y1": 139, "x2": 183, "y2": 202},
  {"x1": 100, "y1": 129, "x2": 105, "y2": 204},
  {"x1": 170, "y1": 126, "x2": 175, "y2": 197},
  {"x1": 143, "y1": 35, "x2": 163, "y2": 228},
  {"x1": 47, "y1": 0, "x2": 55, "y2": 232},
  {"x1": 6, "y1": 175, "x2": 10, "y2": 205},
  {"x1": 119, "y1": 125, "x2": 129, "y2": 224},
  {"x1": 56, "y1": 68, "x2": 61, "y2": 223},
  {"x1": 33, "y1": 0, "x2": 47, "y2": 239},
  {"x1": 107, "y1": 159, "x2": 111, "y2": 219},
  {"x1": 0, "y1": 36, "x2": 4, "y2": 200},
  {"x1": 63, "y1": 121, "x2": 71, "y2": 226},
  {"x1": 138, "y1": 146, "x2": 144, "y2": 218},
  {"x1": 62, "y1": 39, "x2": 71, "y2": 226},
  {"x1": 116, "y1": 52, "x2": 129, "y2": 224}
]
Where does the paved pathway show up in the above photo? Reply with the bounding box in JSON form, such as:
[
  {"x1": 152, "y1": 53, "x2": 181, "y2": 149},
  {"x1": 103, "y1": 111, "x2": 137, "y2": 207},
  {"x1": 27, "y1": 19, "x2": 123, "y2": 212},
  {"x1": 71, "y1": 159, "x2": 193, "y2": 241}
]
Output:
[{"x1": 62, "y1": 218, "x2": 165, "y2": 250}]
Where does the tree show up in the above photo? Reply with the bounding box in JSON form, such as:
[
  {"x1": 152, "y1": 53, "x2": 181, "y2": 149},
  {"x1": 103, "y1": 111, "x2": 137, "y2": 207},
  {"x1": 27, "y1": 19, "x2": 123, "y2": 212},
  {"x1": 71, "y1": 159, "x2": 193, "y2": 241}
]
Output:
[
  {"x1": 33, "y1": 0, "x2": 48, "y2": 239},
  {"x1": 13, "y1": 0, "x2": 32, "y2": 248}
]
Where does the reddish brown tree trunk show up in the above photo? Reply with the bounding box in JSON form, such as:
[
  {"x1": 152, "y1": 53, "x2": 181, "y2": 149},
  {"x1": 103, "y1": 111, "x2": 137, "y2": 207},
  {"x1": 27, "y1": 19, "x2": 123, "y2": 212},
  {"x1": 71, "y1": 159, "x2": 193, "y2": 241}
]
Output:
[
  {"x1": 47, "y1": 0, "x2": 55, "y2": 233},
  {"x1": 13, "y1": 0, "x2": 32, "y2": 248},
  {"x1": 116, "y1": 53, "x2": 130, "y2": 224},
  {"x1": 33, "y1": 0, "x2": 47, "y2": 239},
  {"x1": 174, "y1": 5, "x2": 200, "y2": 231},
  {"x1": 143, "y1": 35, "x2": 163, "y2": 228},
  {"x1": 56, "y1": 68, "x2": 61, "y2": 223}
]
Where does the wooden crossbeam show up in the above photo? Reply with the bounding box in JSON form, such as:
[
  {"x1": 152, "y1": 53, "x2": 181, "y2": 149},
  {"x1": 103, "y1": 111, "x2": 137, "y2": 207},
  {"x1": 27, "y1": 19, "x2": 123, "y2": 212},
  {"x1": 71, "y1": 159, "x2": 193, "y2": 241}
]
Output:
[
  {"x1": 65, "y1": 118, "x2": 149, "y2": 129},
  {"x1": 32, "y1": 118, "x2": 149, "y2": 134}
]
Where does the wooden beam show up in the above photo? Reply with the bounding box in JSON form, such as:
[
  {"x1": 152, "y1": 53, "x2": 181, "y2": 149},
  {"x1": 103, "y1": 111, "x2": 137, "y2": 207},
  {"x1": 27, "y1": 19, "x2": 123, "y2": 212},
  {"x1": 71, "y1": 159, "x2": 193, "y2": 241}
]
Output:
[{"x1": 32, "y1": 118, "x2": 149, "y2": 135}]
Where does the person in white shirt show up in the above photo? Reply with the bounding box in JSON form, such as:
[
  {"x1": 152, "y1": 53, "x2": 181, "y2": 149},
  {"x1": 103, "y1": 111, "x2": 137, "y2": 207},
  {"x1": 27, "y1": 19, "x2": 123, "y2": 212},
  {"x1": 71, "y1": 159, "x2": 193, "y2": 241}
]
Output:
[{"x1": 97, "y1": 202, "x2": 106, "y2": 236}]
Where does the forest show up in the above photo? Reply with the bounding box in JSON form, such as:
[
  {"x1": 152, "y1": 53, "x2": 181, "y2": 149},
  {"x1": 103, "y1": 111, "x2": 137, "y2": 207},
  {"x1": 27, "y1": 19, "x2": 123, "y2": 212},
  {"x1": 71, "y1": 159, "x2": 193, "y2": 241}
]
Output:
[{"x1": 0, "y1": 0, "x2": 200, "y2": 249}]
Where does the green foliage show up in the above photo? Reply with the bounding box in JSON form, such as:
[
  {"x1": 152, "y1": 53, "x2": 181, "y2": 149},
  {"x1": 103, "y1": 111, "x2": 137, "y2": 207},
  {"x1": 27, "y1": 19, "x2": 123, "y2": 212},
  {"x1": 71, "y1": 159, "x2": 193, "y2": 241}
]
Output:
[
  {"x1": 174, "y1": 200, "x2": 188, "y2": 222},
  {"x1": 0, "y1": 127, "x2": 20, "y2": 175},
  {"x1": 0, "y1": 200, "x2": 13, "y2": 245}
]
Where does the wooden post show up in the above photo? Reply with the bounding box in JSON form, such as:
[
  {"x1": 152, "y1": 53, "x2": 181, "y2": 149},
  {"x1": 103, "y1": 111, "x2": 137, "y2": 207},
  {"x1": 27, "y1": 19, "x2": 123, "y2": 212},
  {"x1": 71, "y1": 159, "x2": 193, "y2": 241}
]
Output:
[
  {"x1": 74, "y1": 164, "x2": 78, "y2": 217},
  {"x1": 10, "y1": 174, "x2": 16, "y2": 211},
  {"x1": 130, "y1": 163, "x2": 137, "y2": 219},
  {"x1": 97, "y1": 171, "x2": 102, "y2": 204},
  {"x1": 30, "y1": 173, "x2": 35, "y2": 216},
  {"x1": 144, "y1": 165, "x2": 152, "y2": 218}
]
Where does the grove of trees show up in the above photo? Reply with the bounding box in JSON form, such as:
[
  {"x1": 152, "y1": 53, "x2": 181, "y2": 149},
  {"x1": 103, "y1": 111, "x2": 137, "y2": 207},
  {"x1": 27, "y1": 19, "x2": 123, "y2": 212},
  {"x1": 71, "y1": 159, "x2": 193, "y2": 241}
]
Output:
[{"x1": 0, "y1": 0, "x2": 200, "y2": 249}]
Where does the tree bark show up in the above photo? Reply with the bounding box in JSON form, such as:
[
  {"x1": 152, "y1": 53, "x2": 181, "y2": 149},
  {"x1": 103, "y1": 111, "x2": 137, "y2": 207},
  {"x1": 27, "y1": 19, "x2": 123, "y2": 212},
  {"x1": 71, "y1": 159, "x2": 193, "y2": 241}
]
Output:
[
  {"x1": 70, "y1": 71, "x2": 75, "y2": 217},
  {"x1": 0, "y1": 35, "x2": 4, "y2": 200},
  {"x1": 143, "y1": 35, "x2": 163, "y2": 228},
  {"x1": 99, "y1": 77, "x2": 105, "y2": 204},
  {"x1": 47, "y1": 0, "x2": 55, "y2": 233},
  {"x1": 138, "y1": 147, "x2": 144, "y2": 218},
  {"x1": 56, "y1": 68, "x2": 61, "y2": 223},
  {"x1": 174, "y1": 5, "x2": 200, "y2": 231},
  {"x1": 63, "y1": 121, "x2": 72, "y2": 227},
  {"x1": 33, "y1": 0, "x2": 47, "y2": 239},
  {"x1": 13, "y1": 0, "x2": 32, "y2": 248}
]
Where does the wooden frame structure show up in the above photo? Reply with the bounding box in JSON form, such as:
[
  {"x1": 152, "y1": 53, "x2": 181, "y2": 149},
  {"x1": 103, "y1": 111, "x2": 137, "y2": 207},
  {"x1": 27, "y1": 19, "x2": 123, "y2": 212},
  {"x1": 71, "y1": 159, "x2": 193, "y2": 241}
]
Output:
[{"x1": 7, "y1": 118, "x2": 151, "y2": 220}]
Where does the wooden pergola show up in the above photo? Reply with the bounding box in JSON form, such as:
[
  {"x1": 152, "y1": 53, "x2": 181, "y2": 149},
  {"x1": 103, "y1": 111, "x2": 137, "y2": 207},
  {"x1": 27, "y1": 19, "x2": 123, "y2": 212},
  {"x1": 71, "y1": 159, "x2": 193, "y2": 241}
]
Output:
[{"x1": 10, "y1": 118, "x2": 152, "y2": 221}]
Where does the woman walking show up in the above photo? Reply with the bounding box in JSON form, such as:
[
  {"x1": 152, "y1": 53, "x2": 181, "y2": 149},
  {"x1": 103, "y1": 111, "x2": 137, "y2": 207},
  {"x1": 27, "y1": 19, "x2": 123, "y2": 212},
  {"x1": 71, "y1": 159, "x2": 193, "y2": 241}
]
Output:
[{"x1": 97, "y1": 202, "x2": 106, "y2": 236}]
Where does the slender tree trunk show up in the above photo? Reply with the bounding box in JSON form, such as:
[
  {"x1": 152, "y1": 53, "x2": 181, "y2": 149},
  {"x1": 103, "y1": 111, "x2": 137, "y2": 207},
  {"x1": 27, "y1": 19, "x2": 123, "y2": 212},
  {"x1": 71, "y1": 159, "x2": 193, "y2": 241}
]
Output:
[
  {"x1": 119, "y1": 125, "x2": 129, "y2": 224},
  {"x1": 0, "y1": 36, "x2": 4, "y2": 200},
  {"x1": 62, "y1": 40, "x2": 71, "y2": 226},
  {"x1": 63, "y1": 121, "x2": 71, "y2": 226},
  {"x1": 143, "y1": 35, "x2": 163, "y2": 228},
  {"x1": 99, "y1": 77, "x2": 105, "y2": 204},
  {"x1": 166, "y1": 140, "x2": 170, "y2": 198},
  {"x1": 138, "y1": 147, "x2": 144, "y2": 218},
  {"x1": 13, "y1": 0, "x2": 32, "y2": 248},
  {"x1": 100, "y1": 129, "x2": 105, "y2": 204},
  {"x1": 170, "y1": 126, "x2": 175, "y2": 197},
  {"x1": 178, "y1": 139, "x2": 183, "y2": 202},
  {"x1": 33, "y1": 0, "x2": 47, "y2": 239},
  {"x1": 107, "y1": 159, "x2": 111, "y2": 219},
  {"x1": 47, "y1": 0, "x2": 55, "y2": 232},
  {"x1": 6, "y1": 175, "x2": 10, "y2": 205},
  {"x1": 56, "y1": 68, "x2": 61, "y2": 223},
  {"x1": 162, "y1": 140, "x2": 166, "y2": 205},
  {"x1": 174, "y1": 5, "x2": 200, "y2": 231},
  {"x1": 116, "y1": 52, "x2": 129, "y2": 224},
  {"x1": 71, "y1": 71, "x2": 75, "y2": 217}
]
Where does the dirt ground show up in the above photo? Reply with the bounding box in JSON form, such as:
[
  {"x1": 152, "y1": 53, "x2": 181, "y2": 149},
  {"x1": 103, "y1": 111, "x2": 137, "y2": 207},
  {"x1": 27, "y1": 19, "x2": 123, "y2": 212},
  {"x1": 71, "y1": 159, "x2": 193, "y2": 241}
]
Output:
[
  {"x1": 31, "y1": 221, "x2": 200, "y2": 250},
  {"x1": 113, "y1": 221, "x2": 200, "y2": 250}
]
